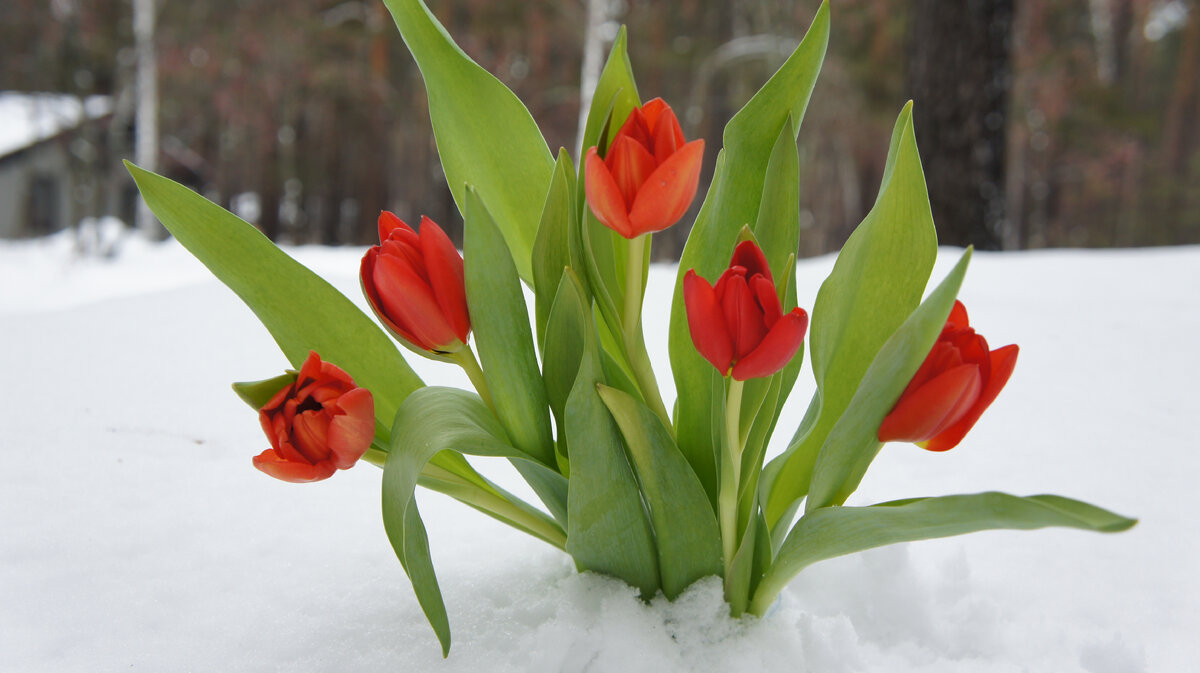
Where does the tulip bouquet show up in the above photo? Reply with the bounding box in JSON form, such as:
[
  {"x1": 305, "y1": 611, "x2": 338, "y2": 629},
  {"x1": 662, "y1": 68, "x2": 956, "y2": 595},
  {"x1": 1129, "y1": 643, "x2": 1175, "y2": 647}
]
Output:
[{"x1": 126, "y1": 0, "x2": 1134, "y2": 656}]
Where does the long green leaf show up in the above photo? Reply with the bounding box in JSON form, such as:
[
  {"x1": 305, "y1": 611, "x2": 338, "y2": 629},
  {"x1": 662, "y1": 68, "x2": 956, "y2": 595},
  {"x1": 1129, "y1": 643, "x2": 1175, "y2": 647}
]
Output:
[
  {"x1": 806, "y1": 250, "x2": 971, "y2": 512},
  {"x1": 381, "y1": 0, "x2": 553, "y2": 283},
  {"x1": 577, "y1": 26, "x2": 640, "y2": 176},
  {"x1": 669, "y1": 2, "x2": 830, "y2": 506},
  {"x1": 125, "y1": 162, "x2": 422, "y2": 432},
  {"x1": 597, "y1": 385, "x2": 723, "y2": 599},
  {"x1": 750, "y1": 492, "x2": 1137, "y2": 615},
  {"x1": 762, "y1": 101, "x2": 938, "y2": 529},
  {"x1": 464, "y1": 187, "x2": 563, "y2": 521},
  {"x1": 532, "y1": 150, "x2": 579, "y2": 352},
  {"x1": 382, "y1": 387, "x2": 568, "y2": 656},
  {"x1": 556, "y1": 273, "x2": 660, "y2": 596}
]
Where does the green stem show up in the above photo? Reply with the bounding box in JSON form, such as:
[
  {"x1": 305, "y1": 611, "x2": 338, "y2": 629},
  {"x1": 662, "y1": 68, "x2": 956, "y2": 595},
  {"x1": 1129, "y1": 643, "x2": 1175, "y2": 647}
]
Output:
[
  {"x1": 362, "y1": 451, "x2": 567, "y2": 550},
  {"x1": 451, "y1": 345, "x2": 496, "y2": 415},
  {"x1": 621, "y1": 234, "x2": 673, "y2": 430},
  {"x1": 719, "y1": 377, "x2": 745, "y2": 575},
  {"x1": 419, "y1": 464, "x2": 567, "y2": 550}
]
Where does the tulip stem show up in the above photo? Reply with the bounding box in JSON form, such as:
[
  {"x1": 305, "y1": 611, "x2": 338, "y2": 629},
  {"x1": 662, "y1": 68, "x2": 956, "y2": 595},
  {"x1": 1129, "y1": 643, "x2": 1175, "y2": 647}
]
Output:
[
  {"x1": 719, "y1": 377, "x2": 745, "y2": 577},
  {"x1": 453, "y1": 346, "x2": 497, "y2": 416},
  {"x1": 621, "y1": 233, "x2": 673, "y2": 431}
]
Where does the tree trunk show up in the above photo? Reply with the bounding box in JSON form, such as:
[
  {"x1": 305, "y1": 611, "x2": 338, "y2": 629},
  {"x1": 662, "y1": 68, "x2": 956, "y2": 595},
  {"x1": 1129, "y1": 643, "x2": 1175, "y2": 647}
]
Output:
[
  {"x1": 133, "y1": 0, "x2": 162, "y2": 238},
  {"x1": 906, "y1": 0, "x2": 1013, "y2": 250}
]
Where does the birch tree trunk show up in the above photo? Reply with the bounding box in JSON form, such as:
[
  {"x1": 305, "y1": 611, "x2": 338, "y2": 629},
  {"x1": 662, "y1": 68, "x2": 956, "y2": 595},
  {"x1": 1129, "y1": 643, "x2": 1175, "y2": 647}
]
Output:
[
  {"x1": 133, "y1": 0, "x2": 160, "y2": 238},
  {"x1": 577, "y1": 0, "x2": 616, "y2": 155}
]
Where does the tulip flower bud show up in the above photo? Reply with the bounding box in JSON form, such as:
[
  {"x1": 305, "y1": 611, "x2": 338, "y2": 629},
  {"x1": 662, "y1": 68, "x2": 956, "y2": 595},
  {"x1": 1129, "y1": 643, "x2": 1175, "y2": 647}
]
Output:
[
  {"x1": 878, "y1": 300, "x2": 1019, "y2": 451},
  {"x1": 584, "y1": 98, "x2": 705, "y2": 238},
  {"x1": 684, "y1": 240, "x2": 809, "y2": 381},
  {"x1": 361, "y1": 211, "x2": 471, "y2": 354},
  {"x1": 253, "y1": 351, "x2": 375, "y2": 483}
]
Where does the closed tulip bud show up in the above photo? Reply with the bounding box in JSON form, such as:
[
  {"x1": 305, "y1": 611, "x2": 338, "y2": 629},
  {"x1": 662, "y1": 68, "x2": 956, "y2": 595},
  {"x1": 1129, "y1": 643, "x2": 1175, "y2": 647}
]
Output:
[
  {"x1": 684, "y1": 240, "x2": 809, "y2": 381},
  {"x1": 878, "y1": 300, "x2": 1019, "y2": 452},
  {"x1": 361, "y1": 211, "x2": 471, "y2": 354},
  {"x1": 585, "y1": 98, "x2": 705, "y2": 238},
  {"x1": 253, "y1": 351, "x2": 375, "y2": 483}
]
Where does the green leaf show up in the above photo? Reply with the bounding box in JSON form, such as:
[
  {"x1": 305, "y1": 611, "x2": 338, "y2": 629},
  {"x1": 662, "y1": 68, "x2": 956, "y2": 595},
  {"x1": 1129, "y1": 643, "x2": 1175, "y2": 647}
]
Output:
[
  {"x1": 464, "y1": 188, "x2": 564, "y2": 521},
  {"x1": 542, "y1": 271, "x2": 588, "y2": 440},
  {"x1": 464, "y1": 187, "x2": 556, "y2": 466},
  {"x1": 578, "y1": 26, "x2": 640, "y2": 168},
  {"x1": 232, "y1": 373, "x2": 295, "y2": 410},
  {"x1": 669, "y1": 3, "x2": 830, "y2": 507},
  {"x1": 750, "y1": 492, "x2": 1137, "y2": 615},
  {"x1": 806, "y1": 250, "x2": 972, "y2": 512},
  {"x1": 532, "y1": 150, "x2": 579, "y2": 352},
  {"x1": 382, "y1": 387, "x2": 569, "y2": 656},
  {"x1": 597, "y1": 385, "x2": 723, "y2": 599},
  {"x1": 761, "y1": 101, "x2": 938, "y2": 530},
  {"x1": 556, "y1": 273, "x2": 660, "y2": 596},
  {"x1": 751, "y1": 117, "x2": 802, "y2": 286},
  {"x1": 125, "y1": 162, "x2": 423, "y2": 435},
  {"x1": 381, "y1": 0, "x2": 553, "y2": 283}
]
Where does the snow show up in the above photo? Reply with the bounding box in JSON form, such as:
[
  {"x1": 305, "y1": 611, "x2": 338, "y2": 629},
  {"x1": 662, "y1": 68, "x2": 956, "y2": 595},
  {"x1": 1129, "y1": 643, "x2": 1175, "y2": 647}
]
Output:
[
  {"x1": 2, "y1": 233, "x2": 1196, "y2": 671},
  {"x1": 0, "y1": 92, "x2": 113, "y2": 158}
]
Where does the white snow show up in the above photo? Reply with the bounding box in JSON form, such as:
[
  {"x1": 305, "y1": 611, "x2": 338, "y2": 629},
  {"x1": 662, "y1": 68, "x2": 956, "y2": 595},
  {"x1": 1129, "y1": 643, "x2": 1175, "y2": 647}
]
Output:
[
  {"x1": 0, "y1": 92, "x2": 113, "y2": 158},
  {"x1": 2, "y1": 233, "x2": 1196, "y2": 671}
]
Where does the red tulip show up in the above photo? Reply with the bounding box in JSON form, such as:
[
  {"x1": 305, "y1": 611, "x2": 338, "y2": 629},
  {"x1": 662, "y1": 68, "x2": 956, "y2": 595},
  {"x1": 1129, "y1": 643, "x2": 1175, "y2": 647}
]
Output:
[
  {"x1": 361, "y1": 211, "x2": 470, "y2": 354},
  {"x1": 878, "y1": 300, "x2": 1019, "y2": 452},
  {"x1": 585, "y1": 98, "x2": 705, "y2": 238},
  {"x1": 254, "y1": 351, "x2": 375, "y2": 483},
  {"x1": 684, "y1": 240, "x2": 809, "y2": 381}
]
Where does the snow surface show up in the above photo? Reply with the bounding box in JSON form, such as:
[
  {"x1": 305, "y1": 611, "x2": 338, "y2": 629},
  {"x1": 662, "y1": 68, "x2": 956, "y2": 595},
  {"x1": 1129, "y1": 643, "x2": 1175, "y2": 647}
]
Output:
[
  {"x1": 2, "y1": 233, "x2": 1196, "y2": 672},
  {"x1": 0, "y1": 92, "x2": 113, "y2": 158}
]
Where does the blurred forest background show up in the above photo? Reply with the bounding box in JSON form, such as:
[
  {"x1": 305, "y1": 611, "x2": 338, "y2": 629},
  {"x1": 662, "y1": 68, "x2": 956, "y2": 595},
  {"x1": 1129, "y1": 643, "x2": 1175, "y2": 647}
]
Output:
[{"x1": 1, "y1": 0, "x2": 1197, "y2": 258}]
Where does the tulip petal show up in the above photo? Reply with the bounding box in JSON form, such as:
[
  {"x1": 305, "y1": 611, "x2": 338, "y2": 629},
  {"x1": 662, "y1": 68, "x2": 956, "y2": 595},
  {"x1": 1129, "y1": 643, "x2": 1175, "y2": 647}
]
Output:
[
  {"x1": 683, "y1": 270, "x2": 733, "y2": 375},
  {"x1": 253, "y1": 448, "x2": 337, "y2": 483},
  {"x1": 921, "y1": 344, "x2": 1019, "y2": 452},
  {"x1": 731, "y1": 308, "x2": 808, "y2": 380},
  {"x1": 639, "y1": 98, "x2": 667, "y2": 133},
  {"x1": 616, "y1": 105, "x2": 653, "y2": 149},
  {"x1": 730, "y1": 239, "x2": 774, "y2": 284},
  {"x1": 947, "y1": 299, "x2": 970, "y2": 328},
  {"x1": 360, "y1": 248, "x2": 423, "y2": 346},
  {"x1": 627, "y1": 139, "x2": 704, "y2": 235},
  {"x1": 374, "y1": 253, "x2": 459, "y2": 350},
  {"x1": 291, "y1": 409, "x2": 332, "y2": 463},
  {"x1": 723, "y1": 273, "x2": 768, "y2": 361},
  {"x1": 585, "y1": 147, "x2": 636, "y2": 238},
  {"x1": 606, "y1": 135, "x2": 657, "y2": 207},
  {"x1": 750, "y1": 274, "x2": 783, "y2": 328},
  {"x1": 327, "y1": 387, "x2": 375, "y2": 469},
  {"x1": 901, "y1": 341, "x2": 964, "y2": 399},
  {"x1": 650, "y1": 105, "x2": 684, "y2": 163},
  {"x1": 418, "y1": 216, "x2": 471, "y2": 343},
  {"x1": 879, "y1": 363, "x2": 983, "y2": 445},
  {"x1": 378, "y1": 211, "x2": 415, "y2": 244}
]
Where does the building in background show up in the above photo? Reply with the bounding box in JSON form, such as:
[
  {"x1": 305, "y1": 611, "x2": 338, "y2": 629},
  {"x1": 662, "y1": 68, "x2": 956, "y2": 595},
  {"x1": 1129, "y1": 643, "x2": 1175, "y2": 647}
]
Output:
[{"x1": 0, "y1": 92, "x2": 134, "y2": 239}]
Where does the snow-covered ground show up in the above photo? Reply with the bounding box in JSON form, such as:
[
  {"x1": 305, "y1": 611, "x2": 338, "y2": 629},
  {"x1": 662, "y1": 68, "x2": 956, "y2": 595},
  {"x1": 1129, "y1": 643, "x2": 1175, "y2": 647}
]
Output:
[{"x1": 2, "y1": 232, "x2": 1196, "y2": 672}]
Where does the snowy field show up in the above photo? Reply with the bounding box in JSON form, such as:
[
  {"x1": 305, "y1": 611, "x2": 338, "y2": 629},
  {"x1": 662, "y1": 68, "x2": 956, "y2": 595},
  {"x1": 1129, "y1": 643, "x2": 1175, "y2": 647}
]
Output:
[{"x1": 1, "y1": 230, "x2": 1196, "y2": 672}]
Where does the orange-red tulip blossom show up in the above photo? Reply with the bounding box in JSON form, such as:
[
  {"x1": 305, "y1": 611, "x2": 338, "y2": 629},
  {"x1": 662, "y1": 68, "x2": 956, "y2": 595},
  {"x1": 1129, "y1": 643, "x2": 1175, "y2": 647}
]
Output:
[
  {"x1": 684, "y1": 240, "x2": 809, "y2": 381},
  {"x1": 254, "y1": 351, "x2": 375, "y2": 482},
  {"x1": 361, "y1": 211, "x2": 471, "y2": 354},
  {"x1": 584, "y1": 98, "x2": 704, "y2": 238},
  {"x1": 878, "y1": 300, "x2": 1019, "y2": 452}
]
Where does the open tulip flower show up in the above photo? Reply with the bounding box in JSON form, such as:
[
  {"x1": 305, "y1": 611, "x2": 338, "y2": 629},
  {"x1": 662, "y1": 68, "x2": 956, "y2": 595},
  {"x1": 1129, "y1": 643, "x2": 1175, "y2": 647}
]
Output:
[
  {"x1": 253, "y1": 351, "x2": 375, "y2": 483},
  {"x1": 684, "y1": 240, "x2": 809, "y2": 381},
  {"x1": 361, "y1": 211, "x2": 470, "y2": 355},
  {"x1": 878, "y1": 300, "x2": 1019, "y2": 451},
  {"x1": 584, "y1": 98, "x2": 705, "y2": 238}
]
